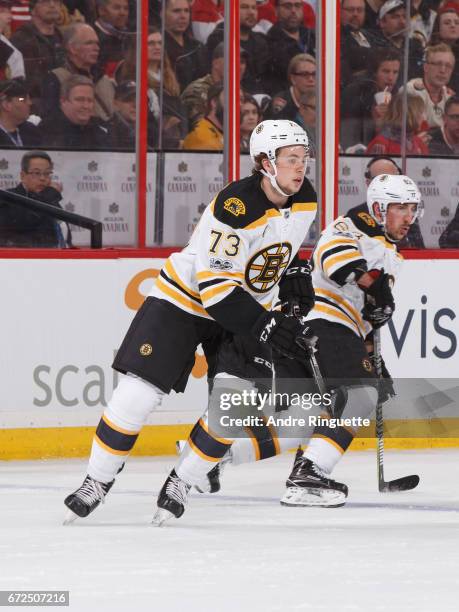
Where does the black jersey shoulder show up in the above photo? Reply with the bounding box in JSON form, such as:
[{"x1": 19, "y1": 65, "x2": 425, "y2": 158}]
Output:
[
  {"x1": 345, "y1": 203, "x2": 385, "y2": 238},
  {"x1": 212, "y1": 174, "x2": 275, "y2": 229}
]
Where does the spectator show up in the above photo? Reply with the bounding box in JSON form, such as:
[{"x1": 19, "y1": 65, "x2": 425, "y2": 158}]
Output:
[
  {"x1": 366, "y1": 92, "x2": 429, "y2": 154},
  {"x1": 39, "y1": 74, "x2": 110, "y2": 148},
  {"x1": 430, "y1": 7, "x2": 459, "y2": 91},
  {"x1": 164, "y1": 0, "x2": 207, "y2": 92},
  {"x1": 270, "y1": 53, "x2": 315, "y2": 119},
  {"x1": 430, "y1": 7, "x2": 459, "y2": 49},
  {"x1": 374, "y1": 0, "x2": 424, "y2": 81},
  {"x1": 0, "y1": 0, "x2": 24, "y2": 80},
  {"x1": 94, "y1": 0, "x2": 131, "y2": 77},
  {"x1": 256, "y1": 0, "x2": 316, "y2": 34},
  {"x1": 11, "y1": 0, "x2": 63, "y2": 111},
  {"x1": 205, "y1": 0, "x2": 270, "y2": 94},
  {"x1": 106, "y1": 79, "x2": 135, "y2": 150},
  {"x1": 410, "y1": 0, "x2": 437, "y2": 47},
  {"x1": 266, "y1": 0, "x2": 315, "y2": 94},
  {"x1": 0, "y1": 78, "x2": 41, "y2": 146},
  {"x1": 41, "y1": 22, "x2": 115, "y2": 121},
  {"x1": 181, "y1": 41, "x2": 224, "y2": 128},
  {"x1": 340, "y1": 47, "x2": 401, "y2": 149},
  {"x1": 362, "y1": 154, "x2": 424, "y2": 247},
  {"x1": 191, "y1": 0, "x2": 223, "y2": 44},
  {"x1": 403, "y1": 43, "x2": 455, "y2": 129},
  {"x1": 240, "y1": 93, "x2": 261, "y2": 151},
  {"x1": 439, "y1": 202, "x2": 459, "y2": 247},
  {"x1": 182, "y1": 82, "x2": 223, "y2": 150},
  {"x1": 340, "y1": 0, "x2": 378, "y2": 87},
  {"x1": 116, "y1": 27, "x2": 188, "y2": 149},
  {"x1": 0, "y1": 150, "x2": 69, "y2": 247},
  {"x1": 297, "y1": 89, "x2": 316, "y2": 155},
  {"x1": 362, "y1": 0, "x2": 385, "y2": 32},
  {"x1": 428, "y1": 93, "x2": 459, "y2": 154}
]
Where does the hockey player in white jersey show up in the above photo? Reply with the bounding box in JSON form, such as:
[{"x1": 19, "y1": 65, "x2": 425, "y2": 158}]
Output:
[
  {"x1": 187, "y1": 173, "x2": 423, "y2": 508},
  {"x1": 64, "y1": 119, "x2": 319, "y2": 523},
  {"x1": 151, "y1": 122, "x2": 335, "y2": 524}
]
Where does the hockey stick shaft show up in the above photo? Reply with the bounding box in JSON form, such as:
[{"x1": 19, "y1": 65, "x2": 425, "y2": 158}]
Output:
[
  {"x1": 373, "y1": 329, "x2": 386, "y2": 490},
  {"x1": 373, "y1": 329, "x2": 420, "y2": 492}
]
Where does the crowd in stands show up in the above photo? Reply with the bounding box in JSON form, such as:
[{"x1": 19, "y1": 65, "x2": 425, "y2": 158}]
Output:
[
  {"x1": 340, "y1": 0, "x2": 459, "y2": 156},
  {"x1": 0, "y1": 0, "x2": 319, "y2": 152},
  {"x1": 0, "y1": 0, "x2": 457, "y2": 156}
]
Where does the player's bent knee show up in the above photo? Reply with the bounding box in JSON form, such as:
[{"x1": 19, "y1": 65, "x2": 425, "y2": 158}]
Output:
[
  {"x1": 339, "y1": 385, "x2": 378, "y2": 423},
  {"x1": 105, "y1": 372, "x2": 165, "y2": 430}
]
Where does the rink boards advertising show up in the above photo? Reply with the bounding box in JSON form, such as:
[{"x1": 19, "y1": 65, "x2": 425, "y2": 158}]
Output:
[{"x1": 2, "y1": 256, "x2": 459, "y2": 459}]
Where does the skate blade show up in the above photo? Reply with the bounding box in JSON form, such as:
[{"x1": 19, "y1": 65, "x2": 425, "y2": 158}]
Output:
[
  {"x1": 152, "y1": 508, "x2": 175, "y2": 526},
  {"x1": 63, "y1": 509, "x2": 79, "y2": 525},
  {"x1": 280, "y1": 486, "x2": 346, "y2": 508}
]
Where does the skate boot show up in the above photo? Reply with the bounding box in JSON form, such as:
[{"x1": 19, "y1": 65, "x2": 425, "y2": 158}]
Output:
[
  {"x1": 280, "y1": 457, "x2": 348, "y2": 508},
  {"x1": 152, "y1": 469, "x2": 191, "y2": 526},
  {"x1": 63, "y1": 475, "x2": 115, "y2": 524},
  {"x1": 176, "y1": 439, "x2": 231, "y2": 494}
]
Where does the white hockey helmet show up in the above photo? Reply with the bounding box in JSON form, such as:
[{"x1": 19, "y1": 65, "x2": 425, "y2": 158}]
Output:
[
  {"x1": 250, "y1": 120, "x2": 309, "y2": 196},
  {"x1": 367, "y1": 174, "x2": 423, "y2": 227}
]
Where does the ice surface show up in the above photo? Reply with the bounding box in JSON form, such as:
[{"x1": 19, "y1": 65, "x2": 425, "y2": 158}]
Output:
[{"x1": 1, "y1": 450, "x2": 459, "y2": 612}]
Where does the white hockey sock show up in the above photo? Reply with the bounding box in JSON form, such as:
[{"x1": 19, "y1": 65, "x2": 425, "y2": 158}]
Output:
[
  {"x1": 87, "y1": 373, "x2": 164, "y2": 483},
  {"x1": 176, "y1": 438, "x2": 231, "y2": 486},
  {"x1": 304, "y1": 386, "x2": 378, "y2": 474},
  {"x1": 303, "y1": 437, "x2": 343, "y2": 474}
]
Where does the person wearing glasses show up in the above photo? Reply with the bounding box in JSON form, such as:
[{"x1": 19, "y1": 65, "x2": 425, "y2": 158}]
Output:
[
  {"x1": 0, "y1": 150, "x2": 70, "y2": 247},
  {"x1": 402, "y1": 42, "x2": 456, "y2": 130},
  {"x1": 41, "y1": 22, "x2": 115, "y2": 121},
  {"x1": 0, "y1": 78, "x2": 41, "y2": 147},
  {"x1": 270, "y1": 53, "x2": 315, "y2": 119},
  {"x1": 428, "y1": 94, "x2": 459, "y2": 154}
]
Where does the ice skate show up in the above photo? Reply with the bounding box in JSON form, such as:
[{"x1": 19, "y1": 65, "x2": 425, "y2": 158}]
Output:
[
  {"x1": 63, "y1": 475, "x2": 115, "y2": 524},
  {"x1": 280, "y1": 457, "x2": 348, "y2": 508},
  {"x1": 152, "y1": 469, "x2": 191, "y2": 526}
]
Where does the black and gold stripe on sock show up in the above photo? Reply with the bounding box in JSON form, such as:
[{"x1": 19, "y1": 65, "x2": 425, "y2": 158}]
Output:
[
  {"x1": 312, "y1": 422, "x2": 354, "y2": 454},
  {"x1": 246, "y1": 418, "x2": 280, "y2": 461},
  {"x1": 188, "y1": 418, "x2": 233, "y2": 462},
  {"x1": 94, "y1": 415, "x2": 140, "y2": 456}
]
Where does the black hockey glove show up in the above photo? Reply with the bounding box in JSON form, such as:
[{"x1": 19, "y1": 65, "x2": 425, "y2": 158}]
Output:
[
  {"x1": 279, "y1": 263, "x2": 315, "y2": 318},
  {"x1": 361, "y1": 269, "x2": 395, "y2": 329},
  {"x1": 252, "y1": 310, "x2": 317, "y2": 360},
  {"x1": 369, "y1": 352, "x2": 395, "y2": 404}
]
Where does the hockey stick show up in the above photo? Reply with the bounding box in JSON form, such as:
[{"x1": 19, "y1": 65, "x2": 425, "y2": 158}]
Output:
[{"x1": 373, "y1": 328, "x2": 420, "y2": 492}]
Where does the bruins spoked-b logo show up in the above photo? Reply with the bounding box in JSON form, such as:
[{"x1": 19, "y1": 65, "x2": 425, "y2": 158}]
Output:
[
  {"x1": 246, "y1": 243, "x2": 292, "y2": 293},
  {"x1": 139, "y1": 343, "x2": 153, "y2": 356},
  {"x1": 362, "y1": 358, "x2": 373, "y2": 373}
]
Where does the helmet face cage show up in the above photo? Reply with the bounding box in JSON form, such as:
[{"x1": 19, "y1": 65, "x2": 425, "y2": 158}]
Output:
[{"x1": 367, "y1": 174, "x2": 422, "y2": 227}]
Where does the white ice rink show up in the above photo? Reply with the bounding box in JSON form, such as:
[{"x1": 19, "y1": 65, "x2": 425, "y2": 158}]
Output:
[{"x1": 1, "y1": 449, "x2": 459, "y2": 612}]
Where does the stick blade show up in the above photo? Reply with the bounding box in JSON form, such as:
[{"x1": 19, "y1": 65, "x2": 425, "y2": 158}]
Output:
[{"x1": 380, "y1": 474, "x2": 420, "y2": 493}]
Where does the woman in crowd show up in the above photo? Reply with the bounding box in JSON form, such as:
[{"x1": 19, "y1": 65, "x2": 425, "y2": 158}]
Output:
[
  {"x1": 116, "y1": 27, "x2": 187, "y2": 149},
  {"x1": 429, "y1": 6, "x2": 459, "y2": 91},
  {"x1": 239, "y1": 94, "x2": 261, "y2": 152},
  {"x1": 366, "y1": 93, "x2": 429, "y2": 155}
]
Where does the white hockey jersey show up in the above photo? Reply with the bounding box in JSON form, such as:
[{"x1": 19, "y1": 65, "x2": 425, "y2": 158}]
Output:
[
  {"x1": 150, "y1": 173, "x2": 317, "y2": 334},
  {"x1": 308, "y1": 203, "x2": 403, "y2": 339}
]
